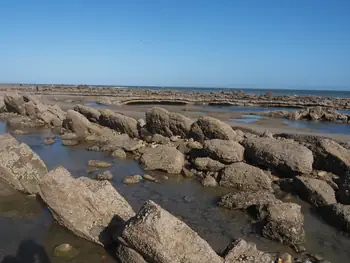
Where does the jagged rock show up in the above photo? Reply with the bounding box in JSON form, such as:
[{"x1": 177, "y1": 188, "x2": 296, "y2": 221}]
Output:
[
  {"x1": 203, "y1": 139, "x2": 244, "y2": 164},
  {"x1": 111, "y1": 148, "x2": 127, "y2": 159},
  {"x1": 120, "y1": 200, "x2": 223, "y2": 263},
  {"x1": 96, "y1": 170, "x2": 113, "y2": 181},
  {"x1": 116, "y1": 244, "x2": 147, "y2": 263},
  {"x1": 99, "y1": 109, "x2": 139, "y2": 138},
  {"x1": 223, "y1": 239, "x2": 273, "y2": 263},
  {"x1": 63, "y1": 110, "x2": 102, "y2": 137},
  {"x1": 293, "y1": 176, "x2": 336, "y2": 207},
  {"x1": 219, "y1": 162, "x2": 272, "y2": 191},
  {"x1": 219, "y1": 191, "x2": 278, "y2": 210},
  {"x1": 189, "y1": 116, "x2": 237, "y2": 142},
  {"x1": 194, "y1": 157, "x2": 225, "y2": 172},
  {"x1": 140, "y1": 145, "x2": 184, "y2": 174},
  {"x1": 123, "y1": 175, "x2": 142, "y2": 184},
  {"x1": 243, "y1": 137, "x2": 313, "y2": 176},
  {"x1": 39, "y1": 166, "x2": 135, "y2": 245},
  {"x1": 201, "y1": 176, "x2": 218, "y2": 187},
  {"x1": 0, "y1": 133, "x2": 47, "y2": 194},
  {"x1": 88, "y1": 160, "x2": 112, "y2": 168},
  {"x1": 145, "y1": 107, "x2": 194, "y2": 137},
  {"x1": 4, "y1": 92, "x2": 26, "y2": 115},
  {"x1": 257, "y1": 202, "x2": 305, "y2": 245},
  {"x1": 291, "y1": 106, "x2": 348, "y2": 123},
  {"x1": 74, "y1": 105, "x2": 101, "y2": 123},
  {"x1": 319, "y1": 203, "x2": 350, "y2": 233}
]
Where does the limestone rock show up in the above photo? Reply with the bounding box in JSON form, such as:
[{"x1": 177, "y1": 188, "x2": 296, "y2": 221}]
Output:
[
  {"x1": 111, "y1": 148, "x2": 127, "y2": 159},
  {"x1": 74, "y1": 104, "x2": 101, "y2": 123},
  {"x1": 123, "y1": 175, "x2": 142, "y2": 184},
  {"x1": 39, "y1": 166, "x2": 135, "y2": 245},
  {"x1": 88, "y1": 160, "x2": 112, "y2": 168},
  {"x1": 4, "y1": 92, "x2": 26, "y2": 115},
  {"x1": 219, "y1": 191, "x2": 278, "y2": 210},
  {"x1": 194, "y1": 157, "x2": 225, "y2": 172},
  {"x1": 219, "y1": 162, "x2": 272, "y2": 192},
  {"x1": 96, "y1": 170, "x2": 113, "y2": 181},
  {"x1": 243, "y1": 137, "x2": 313, "y2": 176},
  {"x1": 120, "y1": 200, "x2": 223, "y2": 263},
  {"x1": 189, "y1": 116, "x2": 237, "y2": 142},
  {"x1": 140, "y1": 146, "x2": 184, "y2": 174},
  {"x1": 0, "y1": 133, "x2": 47, "y2": 194},
  {"x1": 63, "y1": 110, "x2": 102, "y2": 137},
  {"x1": 204, "y1": 139, "x2": 244, "y2": 164}
]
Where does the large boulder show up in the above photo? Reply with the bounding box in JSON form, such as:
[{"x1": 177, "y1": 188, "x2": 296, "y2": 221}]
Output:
[
  {"x1": 319, "y1": 203, "x2": 350, "y2": 233},
  {"x1": 63, "y1": 110, "x2": 102, "y2": 137},
  {"x1": 140, "y1": 146, "x2": 184, "y2": 174},
  {"x1": 4, "y1": 92, "x2": 26, "y2": 115},
  {"x1": 203, "y1": 139, "x2": 244, "y2": 164},
  {"x1": 27, "y1": 102, "x2": 65, "y2": 127},
  {"x1": 189, "y1": 116, "x2": 237, "y2": 142},
  {"x1": 257, "y1": 202, "x2": 305, "y2": 245},
  {"x1": 0, "y1": 133, "x2": 47, "y2": 194},
  {"x1": 293, "y1": 176, "x2": 336, "y2": 207},
  {"x1": 119, "y1": 200, "x2": 223, "y2": 263},
  {"x1": 145, "y1": 107, "x2": 193, "y2": 137},
  {"x1": 223, "y1": 239, "x2": 273, "y2": 263},
  {"x1": 39, "y1": 166, "x2": 135, "y2": 245},
  {"x1": 219, "y1": 162, "x2": 273, "y2": 191},
  {"x1": 219, "y1": 191, "x2": 277, "y2": 210},
  {"x1": 99, "y1": 109, "x2": 139, "y2": 138},
  {"x1": 243, "y1": 137, "x2": 313, "y2": 176},
  {"x1": 74, "y1": 104, "x2": 101, "y2": 123}
]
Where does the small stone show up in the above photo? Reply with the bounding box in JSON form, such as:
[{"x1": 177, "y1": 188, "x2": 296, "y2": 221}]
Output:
[
  {"x1": 123, "y1": 175, "x2": 142, "y2": 184},
  {"x1": 88, "y1": 160, "x2": 112, "y2": 168},
  {"x1": 54, "y1": 243, "x2": 79, "y2": 259},
  {"x1": 62, "y1": 139, "x2": 79, "y2": 146},
  {"x1": 170, "y1": 135, "x2": 180, "y2": 142},
  {"x1": 143, "y1": 174, "x2": 158, "y2": 183},
  {"x1": 13, "y1": 130, "x2": 28, "y2": 135},
  {"x1": 43, "y1": 139, "x2": 55, "y2": 145},
  {"x1": 87, "y1": 145, "x2": 100, "y2": 151},
  {"x1": 201, "y1": 176, "x2": 218, "y2": 187},
  {"x1": 96, "y1": 170, "x2": 113, "y2": 181},
  {"x1": 280, "y1": 253, "x2": 292, "y2": 263},
  {"x1": 87, "y1": 167, "x2": 99, "y2": 174},
  {"x1": 182, "y1": 167, "x2": 193, "y2": 178},
  {"x1": 44, "y1": 135, "x2": 56, "y2": 140},
  {"x1": 111, "y1": 148, "x2": 127, "y2": 159},
  {"x1": 162, "y1": 175, "x2": 169, "y2": 180},
  {"x1": 318, "y1": 171, "x2": 327, "y2": 177}
]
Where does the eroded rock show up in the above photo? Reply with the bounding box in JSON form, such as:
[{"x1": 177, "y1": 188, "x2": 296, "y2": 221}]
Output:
[
  {"x1": 74, "y1": 105, "x2": 101, "y2": 123},
  {"x1": 219, "y1": 191, "x2": 278, "y2": 210},
  {"x1": 204, "y1": 139, "x2": 244, "y2": 164}
]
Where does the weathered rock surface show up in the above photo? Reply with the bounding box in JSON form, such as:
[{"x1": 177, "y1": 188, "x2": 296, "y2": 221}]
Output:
[
  {"x1": 219, "y1": 191, "x2": 278, "y2": 210},
  {"x1": 123, "y1": 175, "x2": 142, "y2": 185},
  {"x1": 4, "y1": 92, "x2": 26, "y2": 115},
  {"x1": 257, "y1": 202, "x2": 305, "y2": 245},
  {"x1": 291, "y1": 106, "x2": 349, "y2": 123},
  {"x1": 201, "y1": 176, "x2": 218, "y2": 187},
  {"x1": 116, "y1": 244, "x2": 147, "y2": 263},
  {"x1": 189, "y1": 116, "x2": 237, "y2": 142},
  {"x1": 219, "y1": 162, "x2": 272, "y2": 192},
  {"x1": 88, "y1": 160, "x2": 112, "y2": 168},
  {"x1": 0, "y1": 96, "x2": 5, "y2": 113},
  {"x1": 111, "y1": 148, "x2": 127, "y2": 159},
  {"x1": 223, "y1": 239, "x2": 273, "y2": 263},
  {"x1": 146, "y1": 107, "x2": 193, "y2": 137},
  {"x1": 0, "y1": 133, "x2": 47, "y2": 194},
  {"x1": 243, "y1": 137, "x2": 313, "y2": 176},
  {"x1": 293, "y1": 176, "x2": 336, "y2": 207},
  {"x1": 74, "y1": 104, "x2": 101, "y2": 123},
  {"x1": 96, "y1": 170, "x2": 113, "y2": 181},
  {"x1": 319, "y1": 203, "x2": 350, "y2": 233},
  {"x1": 99, "y1": 109, "x2": 139, "y2": 138},
  {"x1": 63, "y1": 110, "x2": 102, "y2": 137},
  {"x1": 140, "y1": 146, "x2": 184, "y2": 174},
  {"x1": 120, "y1": 200, "x2": 223, "y2": 263},
  {"x1": 203, "y1": 139, "x2": 244, "y2": 164},
  {"x1": 194, "y1": 157, "x2": 225, "y2": 172},
  {"x1": 39, "y1": 166, "x2": 135, "y2": 245}
]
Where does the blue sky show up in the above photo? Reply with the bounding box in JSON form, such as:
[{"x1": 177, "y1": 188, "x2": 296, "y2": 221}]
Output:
[{"x1": 1, "y1": 0, "x2": 349, "y2": 89}]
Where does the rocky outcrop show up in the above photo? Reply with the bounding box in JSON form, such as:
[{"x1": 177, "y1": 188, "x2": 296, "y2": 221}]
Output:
[
  {"x1": 0, "y1": 133, "x2": 47, "y2": 194},
  {"x1": 39, "y1": 166, "x2": 135, "y2": 245},
  {"x1": 243, "y1": 137, "x2": 313, "y2": 176},
  {"x1": 293, "y1": 176, "x2": 336, "y2": 207},
  {"x1": 219, "y1": 191, "x2": 277, "y2": 210},
  {"x1": 319, "y1": 203, "x2": 350, "y2": 233},
  {"x1": 63, "y1": 110, "x2": 102, "y2": 137},
  {"x1": 257, "y1": 202, "x2": 305, "y2": 246},
  {"x1": 140, "y1": 146, "x2": 185, "y2": 174},
  {"x1": 119, "y1": 200, "x2": 223, "y2": 263},
  {"x1": 290, "y1": 106, "x2": 349, "y2": 123},
  {"x1": 189, "y1": 116, "x2": 237, "y2": 142},
  {"x1": 0, "y1": 96, "x2": 6, "y2": 113},
  {"x1": 74, "y1": 105, "x2": 101, "y2": 123},
  {"x1": 219, "y1": 162, "x2": 272, "y2": 191},
  {"x1": 99, "y1": 109, "x2": 139, "y2": 138},
  {"x1": 203, "y1": 139, "x2": 244, "y2": 164},
  {"x1": 223, "y1": 239, "x2": 273, "y2": 263},
  {"x1": 194, "y1": 157, "x2": 225, "y2": 172},
  {"x1": 4, "y1": 92, "x2": 26, "y2": 115},
  {"x1": 145, "y1": 107, "x2": 193, "y2": 137}
]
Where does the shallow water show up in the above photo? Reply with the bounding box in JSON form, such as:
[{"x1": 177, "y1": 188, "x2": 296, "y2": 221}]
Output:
[
  {"x1": 285, "y1": 120, "x2": 350, "y2": 135},
  {"x1": 1, "y1": 122, "x2": 350, "y2": 262},
  {"x1": 202, "y1": 105, "x2": 297, "y2": 112},
  {"x1": 231, "y1": 114, "x2": 261, "y2": 124}
]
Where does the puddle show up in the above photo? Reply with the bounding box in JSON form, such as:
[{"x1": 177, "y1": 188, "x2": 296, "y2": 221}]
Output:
[
  {"x1": 231, "y1": 115, "x2": 261, "y2": 123},
  {"x1": 285, "y1": 120, "x2": 350, "y2": 135},
  {"x1": 86, "y1": 102, "x2": 104, "y2": 107},
  {"x1": 201, "y1": 105, "x2": 297, "y2": 112}
]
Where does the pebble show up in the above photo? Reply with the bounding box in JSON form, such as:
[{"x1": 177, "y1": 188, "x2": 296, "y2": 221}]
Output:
[
  {"x1": 96, "y1": 170, "x2": 113, "y2": 181},
  {"x1": 201, "y1": 176, "x2": 218, "y2": 187},
  {"x1": 88, "y1": 160, "x2": 112, "y2": 168},
  {"x1": 143, "y1": 174, "x2": 158, "y2": 183},
  {"x1": 54, "y1": 243, "x2": 79, "y2": 259},
  {"x1": 62, "y1": 139, "x2": 79, "y2": 146},
  {"x1": 123, "y1": 175, "x2": 142, "y2": 184},
  {"x1": 43, "y1": 139, "x2": 55, "y2": 145},
  {"x1": 13, "y1": 130, "x2": 28, "y2": 135},
  {"x1": 111, "y1": 148, "x2": 127, "y2": 159},
  {"x1": 181, "y1": 168, "x2": 193, "y2": 178}
]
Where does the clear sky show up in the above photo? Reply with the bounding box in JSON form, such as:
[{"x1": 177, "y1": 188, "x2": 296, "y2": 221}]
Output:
[{"x1": 1, "y1": 0, "x2": 349, "y2": 89}]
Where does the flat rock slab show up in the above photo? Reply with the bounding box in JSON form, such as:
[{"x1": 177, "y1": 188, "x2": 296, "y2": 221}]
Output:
[
  {"x1": 120, "y1": 200, "x2": 223, "y2": 263},
  {"x1": 219, "y1": 191, "x2": 278, "y2": 210},
  {"x1": 293, "y1": 176, "x2": 336, "y2": 207},
  {"x1": 204, "y1": 139, "x2": 244, "y2": 164},
  {"x1": 219, "y1": 162, "x2": 272, "y2": 192},
  {"x1": 0, "y1": 133, "x2": 47, "y2": 194},
  {"x1": 140, "y1": 145, "x2": 184, "y2": 174},
  {"x1": 243, "y1": 137, "x2": 313, "y2": 176},
  {"x1": 39, "y1": 166, "x2": 135, "y2": 245}
]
